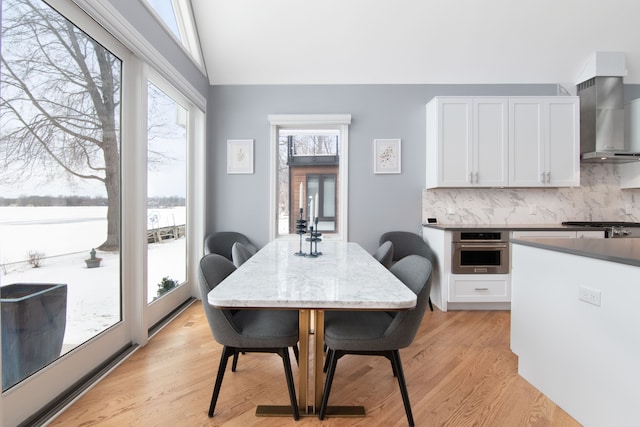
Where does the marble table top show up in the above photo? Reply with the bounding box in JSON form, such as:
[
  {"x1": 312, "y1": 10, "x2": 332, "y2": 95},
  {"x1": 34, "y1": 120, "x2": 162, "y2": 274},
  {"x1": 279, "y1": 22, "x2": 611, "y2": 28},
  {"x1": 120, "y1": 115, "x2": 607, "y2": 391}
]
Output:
[{"x1": 208, "y1": 240, "x2": 417, "y2": 310}]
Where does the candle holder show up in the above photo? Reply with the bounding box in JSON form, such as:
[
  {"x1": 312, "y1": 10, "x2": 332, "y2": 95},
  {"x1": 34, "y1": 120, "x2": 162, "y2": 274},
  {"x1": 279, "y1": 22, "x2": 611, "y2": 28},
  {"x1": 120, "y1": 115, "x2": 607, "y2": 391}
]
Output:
[
  {"x1": 294, "y1": 208, "x2": 307, "y2": 256},
  {"x1": 306, "y1": 217, "x2": 322, "y2": 257}
]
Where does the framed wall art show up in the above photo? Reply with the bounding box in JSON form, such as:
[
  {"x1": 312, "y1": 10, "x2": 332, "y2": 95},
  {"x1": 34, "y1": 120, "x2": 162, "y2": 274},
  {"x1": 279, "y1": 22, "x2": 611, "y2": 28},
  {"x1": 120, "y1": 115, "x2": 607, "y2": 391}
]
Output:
[
  {"x1": 227, "y1": 139, "x2": 254, "y2": 174},
  {"x1": 374, "y1": 138, "x2": 401, "y2": 174}
]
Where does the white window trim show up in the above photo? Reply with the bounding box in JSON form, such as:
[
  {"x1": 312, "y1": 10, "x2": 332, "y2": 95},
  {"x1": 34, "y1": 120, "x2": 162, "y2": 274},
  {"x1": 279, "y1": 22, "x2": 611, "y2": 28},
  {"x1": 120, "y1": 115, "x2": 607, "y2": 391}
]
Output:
[
  {"x1": 268, "y1": 114, "x2": 351, "y2": 242},
  {"x1": 73, "y1": 0, "x2": 206, "y2": 110},
  {"x1": 138, "y1": 0, "x2": 205, "y2": 70}
]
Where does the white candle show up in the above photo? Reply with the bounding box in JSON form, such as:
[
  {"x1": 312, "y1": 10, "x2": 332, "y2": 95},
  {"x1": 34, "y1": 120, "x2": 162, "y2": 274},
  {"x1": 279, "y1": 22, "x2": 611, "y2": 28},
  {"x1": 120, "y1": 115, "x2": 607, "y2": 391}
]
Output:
[
  {"x1": 299, "y1": 182, "x2": 303, "y2": 210},
  {"x1": 314, "y1": 192, "x2": 319, "y2": 219},
  {"x1": 309, "y1": 197, "x2": 314, "y2": 222}
]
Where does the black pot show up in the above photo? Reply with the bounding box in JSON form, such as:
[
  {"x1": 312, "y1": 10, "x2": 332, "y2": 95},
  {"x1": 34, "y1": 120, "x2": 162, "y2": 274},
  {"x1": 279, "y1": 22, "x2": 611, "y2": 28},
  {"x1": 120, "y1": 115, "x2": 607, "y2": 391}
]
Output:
[{"x1": 1, "y1": 283, "x2": 67, "y2": 390}]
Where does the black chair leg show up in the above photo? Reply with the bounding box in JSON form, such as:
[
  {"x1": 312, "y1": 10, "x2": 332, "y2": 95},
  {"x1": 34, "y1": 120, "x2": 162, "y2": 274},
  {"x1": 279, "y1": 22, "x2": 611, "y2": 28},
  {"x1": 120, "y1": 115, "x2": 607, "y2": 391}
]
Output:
[
  {"x1": 390, "y1": 350, "x2": 415, "y2": 427},
  {"x1": 209, "y1": 346, "x2": 235, "y2": 417},
  {"x1": 292, "y1": 345, "x2": 299, "y2": 365},
  {"x1": 278, "y1": 348, "x2": 300, "y2": 420},
  {"x1": 231, "y1": 350, "x2": 239, "y2": 372},
  {"x1": 428, "y1": 296, "x2": 433, "y2": 311},
  {"x1": 319, "y1": 349, "x2": 340, "y2": 420},
  {"x1": 385, "y1": 352, "x2": 398, "y2": 377},
  {"x1": 323, "y1": 348, "x2": 333, "y2": 373}
]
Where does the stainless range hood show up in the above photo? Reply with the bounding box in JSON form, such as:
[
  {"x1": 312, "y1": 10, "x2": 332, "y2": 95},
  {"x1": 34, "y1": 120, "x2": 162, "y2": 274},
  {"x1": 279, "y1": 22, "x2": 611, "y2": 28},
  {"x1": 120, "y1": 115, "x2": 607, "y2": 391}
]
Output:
[{"x1": 577, "y1": 59, "x2": 640, "y2": 163}]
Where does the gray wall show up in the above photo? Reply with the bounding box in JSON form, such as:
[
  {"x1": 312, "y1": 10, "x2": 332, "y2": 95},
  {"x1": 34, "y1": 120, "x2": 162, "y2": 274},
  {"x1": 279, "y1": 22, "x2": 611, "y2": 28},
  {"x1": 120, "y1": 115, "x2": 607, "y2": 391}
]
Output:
[{"x1": 207, "y1": 84, "x2": 560, "y2": 252}]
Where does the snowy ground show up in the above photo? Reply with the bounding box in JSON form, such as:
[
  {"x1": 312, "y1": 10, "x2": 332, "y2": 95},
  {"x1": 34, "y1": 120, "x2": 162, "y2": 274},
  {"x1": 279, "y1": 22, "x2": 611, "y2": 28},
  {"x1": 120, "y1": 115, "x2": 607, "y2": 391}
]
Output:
[{"x1": 1, "y1": 207, "x2": 186, "y2": 353}]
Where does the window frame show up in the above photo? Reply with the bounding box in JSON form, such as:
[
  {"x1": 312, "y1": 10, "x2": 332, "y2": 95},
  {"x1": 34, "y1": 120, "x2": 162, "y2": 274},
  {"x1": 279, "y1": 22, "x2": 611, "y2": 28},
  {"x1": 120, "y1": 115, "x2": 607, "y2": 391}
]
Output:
[
  {"x1": 0, "y1": 1, "x2": 207, "y2": 424},
  {"x1": 268, "y1": 114, "x2": 351, "y2": 242},
  {"x1": 139, "y1": 0, "x2": 206, "y2": 73}
]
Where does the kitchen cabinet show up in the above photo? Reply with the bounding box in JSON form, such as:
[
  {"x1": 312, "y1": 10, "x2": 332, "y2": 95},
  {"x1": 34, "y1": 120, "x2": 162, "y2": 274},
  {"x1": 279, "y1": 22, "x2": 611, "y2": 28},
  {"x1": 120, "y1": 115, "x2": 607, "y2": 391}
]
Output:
[
  {"x1": 448, "y1": 274, "x2": 510, "y2": 303},
  {"x1": 426, "y1": 97, "x2": 508, "y2": 188},
  {"x1": 509, "y1": 97, "x2": 580, "y2": 187},
  {"x1": 426, "y1": 96, "x2": 579, "y2": 188},
  {"x1": 511, "y1": 230, "x2": 605, "y2": 239}
]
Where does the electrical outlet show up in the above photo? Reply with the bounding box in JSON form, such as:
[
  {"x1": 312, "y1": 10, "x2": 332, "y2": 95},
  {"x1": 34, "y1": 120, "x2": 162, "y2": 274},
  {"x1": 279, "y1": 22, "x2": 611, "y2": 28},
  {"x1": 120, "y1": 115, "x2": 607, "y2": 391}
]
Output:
[
  {"x1": 579, "y1": 285, "x2": 601, "y2": 306},
  {"x1": 447, "y1": 208, "x2": 455, "y2": 215}
]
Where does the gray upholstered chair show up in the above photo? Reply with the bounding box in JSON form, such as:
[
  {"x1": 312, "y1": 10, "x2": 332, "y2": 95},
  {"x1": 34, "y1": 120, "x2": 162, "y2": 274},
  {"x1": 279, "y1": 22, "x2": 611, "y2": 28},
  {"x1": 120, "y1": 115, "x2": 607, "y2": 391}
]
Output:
[
  {"x1": 203, "y1": 231, "x2": 257, "y2": 260},
  {"x1": 198, "y1": 254, "x2": 300, "y2": 420},
  {"x1": 373, "y1": 240, "x2": 394, "y2": 269},
  {"x1": 379, "y1": 231, "x2": 435, "y2": 311},
  {"x1": 319, "y1": 255, "x2": 433, "y2": 426},
  {"x1": 231, "y1": 241, "x2": 256, "y2": 267}
]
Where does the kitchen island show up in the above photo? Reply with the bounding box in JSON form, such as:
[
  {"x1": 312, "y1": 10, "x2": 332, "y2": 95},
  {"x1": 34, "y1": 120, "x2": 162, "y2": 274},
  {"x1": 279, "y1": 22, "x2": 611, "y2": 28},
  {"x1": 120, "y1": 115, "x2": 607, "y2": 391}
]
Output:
[{"x1": 510, "y1": 237, "x2": 640, "y2": 427}]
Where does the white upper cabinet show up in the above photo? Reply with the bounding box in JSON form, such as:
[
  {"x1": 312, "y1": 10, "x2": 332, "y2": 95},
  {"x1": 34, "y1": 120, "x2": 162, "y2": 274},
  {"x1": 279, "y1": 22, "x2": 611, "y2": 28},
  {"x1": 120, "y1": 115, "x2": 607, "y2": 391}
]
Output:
[
  {"x1": 426, "y1": 96, "x2": 579, "y2": 188},
  {"x1": 509, "y1": 97, "x2": 580, "y2": 187},
  {"x1": 426, "y1": 97, "x2": 508, "y2": 188}
]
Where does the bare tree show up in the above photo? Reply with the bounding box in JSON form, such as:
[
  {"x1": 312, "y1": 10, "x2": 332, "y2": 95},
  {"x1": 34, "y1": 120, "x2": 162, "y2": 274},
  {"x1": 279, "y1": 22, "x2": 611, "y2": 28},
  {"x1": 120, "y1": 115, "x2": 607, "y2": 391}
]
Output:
[{"x1": 1, "y1": 0, "x2": 121, "y2": 249}]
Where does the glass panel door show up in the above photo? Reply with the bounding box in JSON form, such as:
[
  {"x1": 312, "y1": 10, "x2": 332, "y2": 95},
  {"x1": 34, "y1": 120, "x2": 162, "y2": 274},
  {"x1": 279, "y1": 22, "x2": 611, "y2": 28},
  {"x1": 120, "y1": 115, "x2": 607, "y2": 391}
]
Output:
[
  {"x1": 146, "y1": 81, "x2": 187, "y2": 304},
  {"x1": 1, "y1": 0, "x2": 122, "y2": 391}
]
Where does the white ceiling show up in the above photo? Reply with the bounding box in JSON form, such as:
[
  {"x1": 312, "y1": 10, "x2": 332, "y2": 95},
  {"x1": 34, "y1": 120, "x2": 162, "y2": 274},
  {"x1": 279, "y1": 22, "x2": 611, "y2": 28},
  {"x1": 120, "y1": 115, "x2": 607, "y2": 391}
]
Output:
[{"x1": 191, "y1": 0, "x2": 640, "y2": 85}]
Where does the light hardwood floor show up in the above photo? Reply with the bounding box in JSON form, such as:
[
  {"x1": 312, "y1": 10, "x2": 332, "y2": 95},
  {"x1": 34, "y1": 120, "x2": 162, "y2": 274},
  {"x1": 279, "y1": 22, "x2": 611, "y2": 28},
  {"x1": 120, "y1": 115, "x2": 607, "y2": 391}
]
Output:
[{"x1": 49, "y1": 302, "x2": 580, "y2": 426}]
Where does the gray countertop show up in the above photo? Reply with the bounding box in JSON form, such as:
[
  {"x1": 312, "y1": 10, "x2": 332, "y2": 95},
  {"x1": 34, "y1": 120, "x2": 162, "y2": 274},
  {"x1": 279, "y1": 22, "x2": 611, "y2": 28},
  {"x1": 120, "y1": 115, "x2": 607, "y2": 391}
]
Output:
[
  {"x1": 422, "y1": 223, "x2": 606, "y2": 232},
  {"x1": 511, "y1": 237, "x2": 640, "y2": 268}
]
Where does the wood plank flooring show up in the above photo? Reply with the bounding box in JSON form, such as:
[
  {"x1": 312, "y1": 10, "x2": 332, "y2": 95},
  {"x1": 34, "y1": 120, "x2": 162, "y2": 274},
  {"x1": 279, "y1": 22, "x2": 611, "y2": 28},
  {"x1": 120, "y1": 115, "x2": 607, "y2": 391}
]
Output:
[{"x1": 49, "y1": 303, "x2": 580, "y2": 426}]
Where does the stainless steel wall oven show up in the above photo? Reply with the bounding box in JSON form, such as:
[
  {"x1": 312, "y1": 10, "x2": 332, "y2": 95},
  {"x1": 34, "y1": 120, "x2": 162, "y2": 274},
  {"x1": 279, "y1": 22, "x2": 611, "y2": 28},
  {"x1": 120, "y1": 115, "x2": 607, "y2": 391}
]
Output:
[{"x1": 451, "y1": 230, "x2": 509, "y2": 274}]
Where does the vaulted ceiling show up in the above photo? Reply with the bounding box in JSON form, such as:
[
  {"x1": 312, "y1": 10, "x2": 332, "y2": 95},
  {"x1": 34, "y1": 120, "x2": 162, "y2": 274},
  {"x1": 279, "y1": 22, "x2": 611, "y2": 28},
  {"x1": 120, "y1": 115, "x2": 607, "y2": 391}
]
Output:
[{"x1": 191, "y1": 0, "x2": 640, "y2": 85}]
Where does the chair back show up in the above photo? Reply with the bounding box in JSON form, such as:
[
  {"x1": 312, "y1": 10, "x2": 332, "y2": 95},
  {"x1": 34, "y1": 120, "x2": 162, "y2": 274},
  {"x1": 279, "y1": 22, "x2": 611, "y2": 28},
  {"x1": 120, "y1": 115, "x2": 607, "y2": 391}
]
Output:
[
  {"x1": 379, "y1": 231, "x2": 435, "y2": 264},
  {"x1": 231, "y1": 241, "x2": 256, "y2": 267},
  {"x1": 198, "y1": 254, "x2": 241, "y2": 345},
  {"x1": 203, "y1": 231, "x2": 256, "y2": 260},
  {"x1": 385, "y1": 255, "x2": 432, "y2": 348},
  {"x1": 373, "y1": 240, "x2": 394, "y2": 269}
]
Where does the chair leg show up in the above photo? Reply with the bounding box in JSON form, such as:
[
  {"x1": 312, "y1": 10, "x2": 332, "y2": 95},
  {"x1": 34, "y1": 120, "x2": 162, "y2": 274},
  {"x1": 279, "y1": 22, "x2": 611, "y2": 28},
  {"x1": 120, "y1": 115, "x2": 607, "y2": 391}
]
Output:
[
  {"x1": 323, "y1": 348, "x2": 333, "y2": 373},
  {"x1": 278, "y1": 348, "x2": 300, "y2": 420},
  {"x1": 209, "y1": 346, "x2": 235, "y2": 417},
  {"x1": 390, "y1": 350, "x2": 415, "y2": 427},
  {"x1": 319, "y1": 349, "x2": 340, "y2": 420},
  {"x1": 292, "y1": 345, "x2": 299, "y2": 365},
  {"x1": 384, "y1": 352, "x2": 398, "y2": 377},
  {"x1": 231, "y1": 350, "x2": 239, "y2": 372},
  {"x1": 428, "y1": 296, "x2": 433, "y2": 311}
]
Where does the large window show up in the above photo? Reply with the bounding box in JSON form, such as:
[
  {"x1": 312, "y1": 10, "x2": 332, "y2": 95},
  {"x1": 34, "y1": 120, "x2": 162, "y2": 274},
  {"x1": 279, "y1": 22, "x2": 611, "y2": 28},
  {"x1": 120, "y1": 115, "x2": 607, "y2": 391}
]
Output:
[
  {"x1": 141, "y1": 0, "x2": 204, "y2": 68},
  {"x1": 269, "y1": 115, "x2": 351, "y2": 241},
  {"x1": 1, "y1": 0, "x2": 122, "y2": 390},
  {"x1": 146, "y1": 80, "x2": 187, "y2": 304},
  {"x1": 0, "y1": 1, "x2": 206, "y2": 424}
]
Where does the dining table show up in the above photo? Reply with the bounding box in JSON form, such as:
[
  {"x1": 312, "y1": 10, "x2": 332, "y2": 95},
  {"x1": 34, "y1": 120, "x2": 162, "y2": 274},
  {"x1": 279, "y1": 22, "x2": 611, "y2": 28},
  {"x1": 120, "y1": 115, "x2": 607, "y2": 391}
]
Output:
[{"x1": 207, "y1": 239, "x2": 417, "y2": 417}]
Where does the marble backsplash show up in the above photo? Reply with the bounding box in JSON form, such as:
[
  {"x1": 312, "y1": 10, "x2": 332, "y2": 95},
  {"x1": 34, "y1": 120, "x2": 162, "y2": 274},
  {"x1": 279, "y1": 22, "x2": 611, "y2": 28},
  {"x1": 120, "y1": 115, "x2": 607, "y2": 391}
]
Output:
[{"x1": 422, "y1": 163, "x2": 639, "y2": 224}]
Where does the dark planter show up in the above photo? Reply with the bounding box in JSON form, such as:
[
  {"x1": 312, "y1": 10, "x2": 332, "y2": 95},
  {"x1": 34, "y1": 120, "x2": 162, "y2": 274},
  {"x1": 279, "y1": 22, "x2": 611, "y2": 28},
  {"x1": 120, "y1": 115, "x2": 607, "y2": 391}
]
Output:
[{"x1": 1, "y1": 283, "x2": 67, "y2": 390}]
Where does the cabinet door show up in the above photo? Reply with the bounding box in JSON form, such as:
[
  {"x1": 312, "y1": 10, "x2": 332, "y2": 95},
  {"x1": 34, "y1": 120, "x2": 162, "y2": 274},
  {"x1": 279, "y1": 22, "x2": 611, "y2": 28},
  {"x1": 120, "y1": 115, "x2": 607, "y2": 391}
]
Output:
[
  {"x1": 546, "y1": 98, "x2": 580, "y2": 186},
  {"x1": 509, "y1": 98, "x2": 545, "y2": 186},
  {"x1": 509, "y1": 97, "x2": 579, "y2": 187},
  {"x1": 426, "y1": 98, "x2": 473, "y2": 188},
  {"x1": 474, "y1": 98, "x2": 508, "y2": 186},
  {"x1": 448, "y1": 274, "x2": 511, "y2": 302}
]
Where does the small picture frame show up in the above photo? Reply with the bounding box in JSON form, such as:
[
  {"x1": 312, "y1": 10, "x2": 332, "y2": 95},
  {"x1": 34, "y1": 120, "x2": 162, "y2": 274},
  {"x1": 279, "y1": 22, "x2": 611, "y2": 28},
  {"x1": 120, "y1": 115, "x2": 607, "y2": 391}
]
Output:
[
  {"x1": 227, "y1": 139, "x2": 254, "y2": 174},
  {"x1": 374, "y1": 139, "x2": 401, "y2": 174}
]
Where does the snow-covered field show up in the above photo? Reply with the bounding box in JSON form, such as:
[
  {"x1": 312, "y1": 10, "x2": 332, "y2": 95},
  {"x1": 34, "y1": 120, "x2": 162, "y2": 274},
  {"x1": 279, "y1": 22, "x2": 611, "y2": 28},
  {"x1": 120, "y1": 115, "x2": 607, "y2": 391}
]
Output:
[{"x1": 0, "y1": 206, "x2": 186, "y2": 351}]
